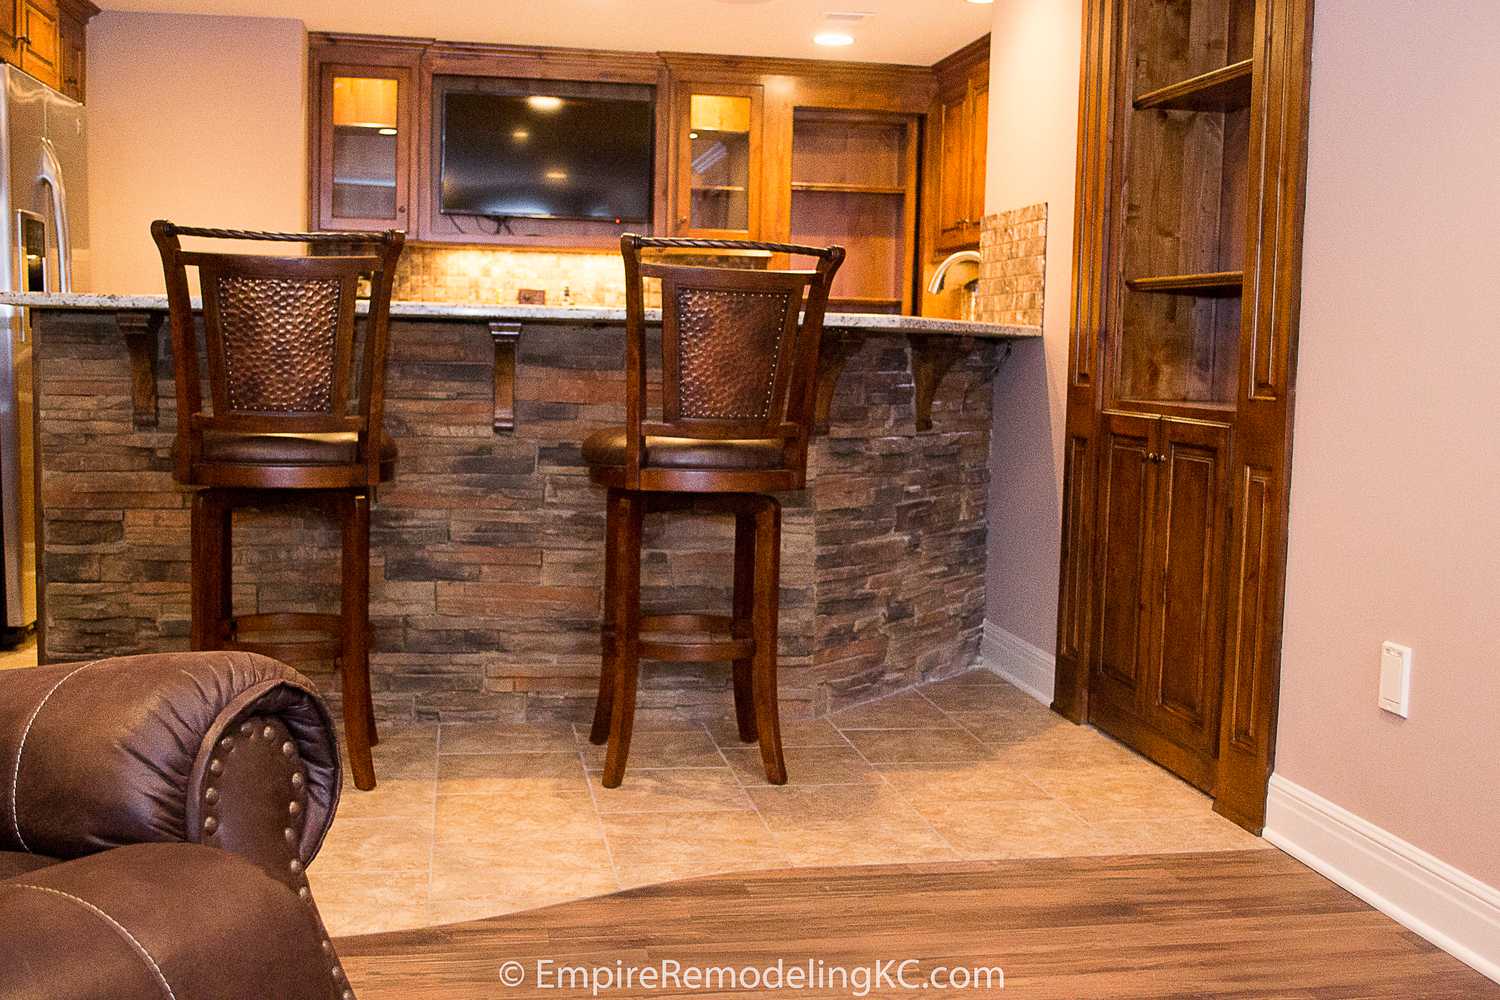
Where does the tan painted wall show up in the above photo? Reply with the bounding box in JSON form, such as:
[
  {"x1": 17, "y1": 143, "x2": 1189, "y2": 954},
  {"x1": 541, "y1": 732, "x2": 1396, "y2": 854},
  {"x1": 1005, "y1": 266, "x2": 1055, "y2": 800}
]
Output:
[
  {"x1": 1274, "y1": 0, "x2": 1500, "y2": 885},
  {"x1": 85, "y1": 12, "x2": 308, "y2": 293},
  {"x1": 981, "y1": 0, "x2": 1080, "y2": 651}
]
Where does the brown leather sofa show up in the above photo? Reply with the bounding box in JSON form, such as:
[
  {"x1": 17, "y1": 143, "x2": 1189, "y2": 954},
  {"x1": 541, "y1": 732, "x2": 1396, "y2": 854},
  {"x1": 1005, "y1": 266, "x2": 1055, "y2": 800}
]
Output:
[{"x1": 0, "y1": 651, "x2": 355, "y2": 1000}]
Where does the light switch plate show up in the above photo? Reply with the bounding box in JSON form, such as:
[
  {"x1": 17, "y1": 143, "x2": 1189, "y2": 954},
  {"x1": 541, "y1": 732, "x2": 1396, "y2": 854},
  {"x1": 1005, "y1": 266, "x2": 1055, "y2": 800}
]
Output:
[{"x1": 1379, "y1": 641, "x2": 1412, "y2": 718}]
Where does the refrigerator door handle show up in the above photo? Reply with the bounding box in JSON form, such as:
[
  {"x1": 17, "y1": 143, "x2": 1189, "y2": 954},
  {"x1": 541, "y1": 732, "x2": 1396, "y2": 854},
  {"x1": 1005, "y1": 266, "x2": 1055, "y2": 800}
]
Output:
[{"x1": 38, "y1": 136, "x2": 71, "y2": 293}]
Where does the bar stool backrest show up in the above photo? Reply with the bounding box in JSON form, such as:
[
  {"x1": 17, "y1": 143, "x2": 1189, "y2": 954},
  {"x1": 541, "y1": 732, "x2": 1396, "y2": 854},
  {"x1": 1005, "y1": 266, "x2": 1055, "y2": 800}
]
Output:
[
  {"x1": 620, "y1": 234, "x2": 844, "y2": 489},
  {"x1": 151, "y1": 221, "x2": 405, "y2": 486}
]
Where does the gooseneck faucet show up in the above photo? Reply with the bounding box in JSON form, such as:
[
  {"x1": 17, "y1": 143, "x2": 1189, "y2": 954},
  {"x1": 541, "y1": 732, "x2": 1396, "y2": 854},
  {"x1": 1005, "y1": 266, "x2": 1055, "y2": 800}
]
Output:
[
  {"x1": 928, "y1": 249, "x2": 983, "y2": 321},
  {"x1": 927, "y1": 249, "x2": 983, "y2": 294}
]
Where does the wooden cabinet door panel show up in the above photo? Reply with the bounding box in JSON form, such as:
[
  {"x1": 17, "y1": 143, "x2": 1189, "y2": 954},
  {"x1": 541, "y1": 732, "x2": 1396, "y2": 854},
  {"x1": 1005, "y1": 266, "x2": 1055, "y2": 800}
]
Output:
[
  {"x1": 18, "y1": 0, "x2": 60, "y2": 88},
  {"x1": 1144, "y1": 418, "x2": 1229, "y2": 753},
  {"x1": 58, "y1": 8, "x2": 83, "y2": 100},
  {"x1": 933, "y1": 87, "x2": 970, "y2": 248},
  {"x1": 1091, "y1": 412, "x2": 1157, "y2": 703},
  {"x1": 966, "y1": 73, "x2": 988, "y2": 233}
]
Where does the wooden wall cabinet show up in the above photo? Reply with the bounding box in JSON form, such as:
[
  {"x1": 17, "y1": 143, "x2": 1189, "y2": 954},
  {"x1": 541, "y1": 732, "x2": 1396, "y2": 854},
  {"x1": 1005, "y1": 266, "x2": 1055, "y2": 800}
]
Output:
[
  {"x1": 0, "y1": 0, "x2": 96, "y2": 100},
  {"x1": 667, "y1": 81, "x2": 764, "y2": 238},
  {"x1": 1054, "y1": 0, "x2": 1314, "y2": 832},
  {"x1": 308, "y1": 41, "x2": 420, "y2": 233},
  {"x1": 927, "y1": 37, "x2": 989, "y2": 256},
  {"x1": 16, "y1": 0, "x2": 60, "y2": 88},
  {"x1": 789, "y1": 108, "x2": 920, "y2": 314},
  {"x1": 56, "y1": 0, "x2": 85, "y2": 100}
]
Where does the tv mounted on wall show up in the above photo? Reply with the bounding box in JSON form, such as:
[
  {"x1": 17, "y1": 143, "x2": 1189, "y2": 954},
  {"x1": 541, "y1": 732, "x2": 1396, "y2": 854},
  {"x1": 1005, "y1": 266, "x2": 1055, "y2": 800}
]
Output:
[{"x1": 439, "y1": 89, "x2": 653, "y2": 223}]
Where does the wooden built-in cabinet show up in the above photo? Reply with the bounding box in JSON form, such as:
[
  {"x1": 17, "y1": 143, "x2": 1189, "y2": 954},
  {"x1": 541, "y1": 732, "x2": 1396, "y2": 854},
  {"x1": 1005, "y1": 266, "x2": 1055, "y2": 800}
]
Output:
[
  {"x1": 308, "y1": 39, "x2": 421, "y2": 233},
  {"x1": 0, "y1": 0, "x2": 94, "y2": 98},
  {"x1": 306, "y1": 35, "x2": 983, "y2": 315},
  {"x1": 1055, "y1": 0, "x2": 1313, "y2": 831},
  {"x1": 927, "y1": 36, "x2": 989, "y2": 255},
  {"x1": 667, "y1": 82, "x2": 763, "y2": 239},
  {"x1": 790, "y1": 109, "x2": 919, "y2": 314}
]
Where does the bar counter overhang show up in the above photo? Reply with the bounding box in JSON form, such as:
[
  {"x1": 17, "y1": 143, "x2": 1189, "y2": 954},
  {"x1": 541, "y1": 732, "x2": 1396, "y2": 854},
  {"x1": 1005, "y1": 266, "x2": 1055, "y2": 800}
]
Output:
[{"x1": 5, "y1": 292, "x2": 1037, "y2": 723}]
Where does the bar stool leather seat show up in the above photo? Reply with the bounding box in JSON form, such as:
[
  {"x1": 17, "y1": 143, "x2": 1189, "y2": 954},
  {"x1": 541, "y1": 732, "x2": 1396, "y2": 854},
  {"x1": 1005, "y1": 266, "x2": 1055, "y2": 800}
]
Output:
[
  {"x1": 582, "y1": 427, "x2": 784, "y2": 471},
  {"x1": 200, "y1": 429, "x2": 399, "y2": 469}
]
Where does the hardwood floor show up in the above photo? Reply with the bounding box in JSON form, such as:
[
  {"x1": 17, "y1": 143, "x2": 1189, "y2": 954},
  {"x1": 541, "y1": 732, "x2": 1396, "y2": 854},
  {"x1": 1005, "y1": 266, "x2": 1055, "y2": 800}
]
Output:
[{"x1": 336, "y1": 849, "x2": 1497, "y2": 998}]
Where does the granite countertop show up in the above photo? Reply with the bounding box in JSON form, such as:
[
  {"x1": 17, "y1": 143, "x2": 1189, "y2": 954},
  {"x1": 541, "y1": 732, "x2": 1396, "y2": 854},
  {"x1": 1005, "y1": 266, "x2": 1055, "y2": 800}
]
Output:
[{"x1": 0, "y1": 292, "x2": 1040, "y2": 340}]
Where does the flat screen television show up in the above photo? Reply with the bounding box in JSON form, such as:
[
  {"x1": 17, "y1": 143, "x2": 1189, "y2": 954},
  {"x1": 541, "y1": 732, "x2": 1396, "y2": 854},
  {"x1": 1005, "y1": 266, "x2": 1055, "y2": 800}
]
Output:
[{"x1": 439, "y1": 91, "x2": 653, "y2": 222}]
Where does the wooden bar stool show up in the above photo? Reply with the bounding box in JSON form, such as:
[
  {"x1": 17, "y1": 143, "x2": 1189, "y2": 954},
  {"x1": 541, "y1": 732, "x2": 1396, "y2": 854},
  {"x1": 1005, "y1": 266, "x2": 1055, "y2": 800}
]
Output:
[
  {"x1": 152, "y1": 221, "x2": 405, "y2": 791},
  {"x1": 582, "y1": 235, "x2": 844, "y2": 787}
]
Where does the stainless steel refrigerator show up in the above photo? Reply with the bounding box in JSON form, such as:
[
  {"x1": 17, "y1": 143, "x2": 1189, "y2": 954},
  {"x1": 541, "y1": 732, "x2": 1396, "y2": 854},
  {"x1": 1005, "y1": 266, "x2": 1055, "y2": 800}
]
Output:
[{"x1": 0, "y1": 64, "x2": 89, "y2": 636}]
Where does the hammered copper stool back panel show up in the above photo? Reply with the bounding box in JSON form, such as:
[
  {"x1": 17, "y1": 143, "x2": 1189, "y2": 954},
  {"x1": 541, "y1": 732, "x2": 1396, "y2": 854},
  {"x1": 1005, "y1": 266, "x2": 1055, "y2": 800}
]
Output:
[{"x1": 619, "y1": 235, "x2": 845, "y2": 490}]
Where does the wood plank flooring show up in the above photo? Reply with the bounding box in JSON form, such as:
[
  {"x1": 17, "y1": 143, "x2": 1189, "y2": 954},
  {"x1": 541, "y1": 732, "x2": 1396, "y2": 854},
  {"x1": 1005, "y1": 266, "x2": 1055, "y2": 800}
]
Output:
[{"x1": 336, "y1": 849, "x2": 1498, "y2": 998}]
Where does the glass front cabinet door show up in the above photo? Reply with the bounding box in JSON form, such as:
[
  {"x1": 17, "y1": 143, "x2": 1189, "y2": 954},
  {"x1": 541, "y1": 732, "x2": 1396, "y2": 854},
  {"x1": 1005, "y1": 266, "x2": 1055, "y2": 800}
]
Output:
[
  {"x1": 670, "y1": 84, "x2": 762, "y2": 238},
  {"x1": 315, "y1": 62, "x2": 414, "y2": 231}
]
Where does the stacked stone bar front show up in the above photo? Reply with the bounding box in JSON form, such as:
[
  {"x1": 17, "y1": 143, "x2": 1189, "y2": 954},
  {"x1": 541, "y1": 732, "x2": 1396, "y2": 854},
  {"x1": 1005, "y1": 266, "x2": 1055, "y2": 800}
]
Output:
[{"x1": 36, "y1": 312, "x2": 995, "y2": 724}]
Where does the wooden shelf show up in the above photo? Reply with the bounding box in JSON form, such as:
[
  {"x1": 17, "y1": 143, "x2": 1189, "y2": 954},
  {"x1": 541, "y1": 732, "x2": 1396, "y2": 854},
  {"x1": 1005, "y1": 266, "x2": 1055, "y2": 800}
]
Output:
[
  {"x1": 1126, "y1": 270, "x2": 1243, "y2": 297},
  {"x1": 692, "y1": 185, "x2": 747, "y2": 194},
  {"x1": 1133, "y1": 59, "x2": 1253, "y2": 112},
  {"x1": 791, "y1": 182, "x2": 906, "y2": 195}
]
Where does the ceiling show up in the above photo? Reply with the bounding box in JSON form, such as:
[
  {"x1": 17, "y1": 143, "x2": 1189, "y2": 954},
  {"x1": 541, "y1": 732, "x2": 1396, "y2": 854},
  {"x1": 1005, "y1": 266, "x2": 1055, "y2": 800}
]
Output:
[{"x1": 97, "y1": 0, "x2": 993, "y2": 65}]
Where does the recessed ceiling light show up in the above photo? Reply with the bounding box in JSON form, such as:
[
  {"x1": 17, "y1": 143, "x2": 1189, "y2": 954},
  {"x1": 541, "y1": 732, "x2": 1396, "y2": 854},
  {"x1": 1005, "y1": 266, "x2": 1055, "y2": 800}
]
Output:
[
  {"x1": 813, "y1": 31, "x2": 854, "y2": 46},
  {"x1": 544, "y1": 169, "x2": 568, "y2": 182},
  {"x1": 377, "y1": 127, "x2": 397, "y2": 135},
  {"x1": 527, "y1": 95, "x2": 563, "y2": 112},
  {"x1": 966, "y1": 0, "x2": 994, "y2": 5},
  {"x1": 512, "y1": 128, "x2": 530, "y2": 141}
]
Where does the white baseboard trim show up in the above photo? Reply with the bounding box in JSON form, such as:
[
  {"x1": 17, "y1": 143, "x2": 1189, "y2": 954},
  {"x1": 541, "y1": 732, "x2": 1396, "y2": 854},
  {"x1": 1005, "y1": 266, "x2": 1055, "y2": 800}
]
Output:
[
  {"x1": 978, "y1": 622, "x2": 1055, "y2": 705},
  {"x1": 1264, "y1": 773, "x2": 1500, "y2": 984}
]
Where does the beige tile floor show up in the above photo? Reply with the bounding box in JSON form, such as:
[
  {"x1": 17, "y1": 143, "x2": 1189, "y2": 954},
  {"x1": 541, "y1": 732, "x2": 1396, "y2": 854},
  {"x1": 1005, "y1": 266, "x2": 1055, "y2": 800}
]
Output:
[
  {"x1": 0, "y1": 634, "x2": 37, "y2": 670},
  {"x1": 309, "y1": 670, "x2": 1269, "y2": 935}
]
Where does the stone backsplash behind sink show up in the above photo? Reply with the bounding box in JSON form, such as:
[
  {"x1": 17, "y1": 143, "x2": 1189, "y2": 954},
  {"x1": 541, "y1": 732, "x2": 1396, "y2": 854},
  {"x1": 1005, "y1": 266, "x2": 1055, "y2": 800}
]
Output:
[{"x1": 393, "y1": 245, "x2": 640, "y2": 307}]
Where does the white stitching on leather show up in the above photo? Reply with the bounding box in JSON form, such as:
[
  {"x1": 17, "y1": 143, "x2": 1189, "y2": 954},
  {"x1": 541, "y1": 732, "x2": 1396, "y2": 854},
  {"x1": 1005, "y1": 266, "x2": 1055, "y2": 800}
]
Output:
[
  {"x1": 6, "y1": 883, "x2": 177, "y2": 1000},
  {"x1": 10, "y1": 660, "x2": 99, "y2": 851}
]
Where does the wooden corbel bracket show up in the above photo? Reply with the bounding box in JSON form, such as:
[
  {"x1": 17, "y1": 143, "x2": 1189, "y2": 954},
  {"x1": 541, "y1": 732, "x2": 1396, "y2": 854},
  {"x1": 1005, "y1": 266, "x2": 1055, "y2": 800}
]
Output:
[
  {"x1": 813, "y1": 331, "x2": 866, "y2": 434},
  {"x1": 116, "y1": 311, "x2": 164, "y2": 429},
  {"x1": 909, "y1": 334, "x2": 978, "y2": 432},
  {"x1": 489, "y1": 321, "x2": 522, "y2": 434}
]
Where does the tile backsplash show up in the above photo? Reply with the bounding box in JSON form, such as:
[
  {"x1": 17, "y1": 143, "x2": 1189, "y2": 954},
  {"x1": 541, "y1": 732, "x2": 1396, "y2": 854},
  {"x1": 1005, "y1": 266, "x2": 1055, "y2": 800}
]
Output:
[
  {"x1": 977, "y1": 204, "x2": 1047, "y2": 328},
  {"x1": 394, "y1": 245, "x2": 642, "y2": 307}
]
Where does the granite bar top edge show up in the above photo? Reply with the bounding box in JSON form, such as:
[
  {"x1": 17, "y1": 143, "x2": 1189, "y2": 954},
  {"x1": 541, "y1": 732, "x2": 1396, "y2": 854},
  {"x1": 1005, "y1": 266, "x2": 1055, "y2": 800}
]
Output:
[{"x1": 0, "y1": 292, "x2": 1041, "y2": 340}]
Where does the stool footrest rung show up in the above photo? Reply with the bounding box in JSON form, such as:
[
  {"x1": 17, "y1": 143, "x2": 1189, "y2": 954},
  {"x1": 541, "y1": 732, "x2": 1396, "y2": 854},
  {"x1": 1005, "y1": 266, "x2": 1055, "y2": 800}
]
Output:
[
  {"x1": 224, "y1": 612, "x2": 344, "y2": 663},
  {"x1": 637, "y1": 613, "x2": 754, "y2": 663}
]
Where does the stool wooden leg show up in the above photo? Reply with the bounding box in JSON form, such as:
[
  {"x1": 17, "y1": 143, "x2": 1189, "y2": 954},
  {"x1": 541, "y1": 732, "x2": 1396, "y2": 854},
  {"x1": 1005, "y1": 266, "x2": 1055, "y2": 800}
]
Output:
[
  {"x1": 601, "y1": 489, "x2": 642, "y2": 788},
  {"x1": 190, "y1": 490, "x2": 229, "y2": 651},
  {"x1": 590, "y1": 488, "x2": 623, "y2": 746},
  {"x1": 730, "y1": 510, "x2": 758, "y2": 743},
  {"x1": 341, "y1": 491, "x2": 377, "y2": 791},
  {"x1": 751, "y1": 496, "x2": 787, "y2": 784}
]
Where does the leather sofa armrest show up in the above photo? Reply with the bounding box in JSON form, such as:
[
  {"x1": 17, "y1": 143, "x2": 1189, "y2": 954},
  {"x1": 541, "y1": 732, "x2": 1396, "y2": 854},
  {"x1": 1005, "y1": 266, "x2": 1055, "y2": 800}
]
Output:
[
  {"x1": 0, "y1": 843, "x2": 348, "y2": 1000},
  {"x1": 0, "y1": 652, "x2": 341, "y2": 883}
]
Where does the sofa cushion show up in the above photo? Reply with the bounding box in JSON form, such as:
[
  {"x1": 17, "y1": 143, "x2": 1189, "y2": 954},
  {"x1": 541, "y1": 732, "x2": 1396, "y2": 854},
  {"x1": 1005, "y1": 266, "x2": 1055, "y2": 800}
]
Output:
[{"x1": 0, "y1": 851, "x2": 56, "y2": 879}]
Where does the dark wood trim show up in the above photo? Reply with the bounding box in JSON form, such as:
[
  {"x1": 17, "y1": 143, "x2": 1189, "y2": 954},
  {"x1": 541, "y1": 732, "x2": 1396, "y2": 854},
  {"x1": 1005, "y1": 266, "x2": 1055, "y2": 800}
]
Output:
[
  {"x1": 116, "y1": 311, "x2": 163, "y2": 429},
  {"x1": 488, "y1": 321, "x2": 521, "y2": 434},
  {"x1": 1213, "y1": 0, "x2": 1316, "y2": 832}
]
